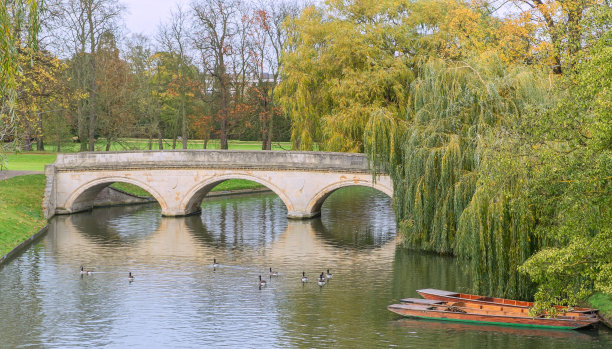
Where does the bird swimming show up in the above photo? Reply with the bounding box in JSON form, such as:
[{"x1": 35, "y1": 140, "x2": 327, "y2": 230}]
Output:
[
  {"x1": 80, "y1": 266, "x2": 93, "y2": 275},
  {"x1": 317, "y1": 272, "x2": 326, "y2": 286},
  {"x1": 128, "y1": 272, "x2": 135, "y2": 282},
  {"x1": 269, "y1": 267, "x2": 279, "y2": 277},
  {"x1": 258, "y1": 275, "x2": 267, "y2": 287},
  {"x1": 213, "y1": 259, "x2": 219, "y2": 268},
  {"x1": 326, "y1": 269, "x2": 333, "y2": 279},
  {"x1": 301, "y1": 271, "x2": 308, "y2": 283}
]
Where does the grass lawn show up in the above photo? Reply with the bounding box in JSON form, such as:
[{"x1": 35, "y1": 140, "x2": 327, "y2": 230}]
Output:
[
  {"x1": 589, "y1": 293, "x2": 612, "y2": 320},
  {"x1": 111, "y1": 179, "x2": 263, "y2": 197},
  {"x1": 4, "y1": 139, "x2": 292, "y2": 172},
  {"x1": 27, "y1": 138, "x2": 292, "y2": 153},
  {"x1": 5, "y1": 153, "x2": 57, "y2": 172},
  {"x1": 0, "y1": 175, "x2": 47, "y2": 257}
]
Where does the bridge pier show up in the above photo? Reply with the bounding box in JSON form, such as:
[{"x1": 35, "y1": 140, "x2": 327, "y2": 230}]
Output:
[{"x1": 287, "y1": 210, "x2": 321, "y2": 220}]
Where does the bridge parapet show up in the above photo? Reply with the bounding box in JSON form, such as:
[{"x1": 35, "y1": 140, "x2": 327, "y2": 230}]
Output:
[{"x1": 53, "y1": 150, "x2": 373, "y2": 172}]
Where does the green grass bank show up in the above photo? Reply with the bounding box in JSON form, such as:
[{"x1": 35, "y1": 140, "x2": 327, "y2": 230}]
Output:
[{"x1": 0, "y1": 175, "x2": 47, "y2": 258}]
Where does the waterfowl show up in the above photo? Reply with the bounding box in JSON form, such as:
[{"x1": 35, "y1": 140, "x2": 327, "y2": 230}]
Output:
[
  {"x1": 317, "y1": 272, "x2": 326, "y2": 286},
  {"x1": 258, "y1": 275, "x2": 267, "y2": 287},
  {"x1": 269, "y1": 267, "x2": 279, "y2": 277},
  {"x1": 213, "y1": 259, "x2": 219, "y2": 268},
  {"x1": 301, "y1": 271, "x2": 308, "y2": 283},
  {"x1": 128, "y1": 272, "x2": 135, "y2": 281},
  {"x1": 80, "y1": 266, "x2": 93, "y2": 275},
  {"x1": 326, "y1": 269, "x2": 333, "y2": 279}
]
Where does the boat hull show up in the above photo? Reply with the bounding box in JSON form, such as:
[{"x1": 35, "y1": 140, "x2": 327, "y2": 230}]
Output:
[
  {"x1": 416, "y1": 288, "x2": 598, "y2": 316},
  {"x1": 387, "y1": 304, "x2": 598, "y2": 330}
]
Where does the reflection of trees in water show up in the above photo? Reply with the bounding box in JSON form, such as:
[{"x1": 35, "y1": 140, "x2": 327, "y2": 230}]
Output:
[
  {"x1": 316, "y1": 187, "x2": 396, "y2": 249},
  {"x1": 69, "y1": 203, "x2": 161, "y2": 245},
  {"x1": 189, "y1": 194, "x2": 288, "y2": 249},
  {"x1": 390, "y1": 246, "x2": 472, "y2": 298}
]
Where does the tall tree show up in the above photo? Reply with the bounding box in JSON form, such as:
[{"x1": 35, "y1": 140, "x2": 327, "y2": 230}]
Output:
[
  {"x1": 0, "y1": 0, "x2": 42, "y2": 166},
  {"x1": 158, "y1": 5, "x2": 192, "y2": 149},
  {"x1": 55, "y1": 0, "x2": 122, "y2": 151},
  {"x1": 126, "y1": 34, "x2": 163, "y2": 150},
  {"x1": 95, "y1": 32, "x2": 133, "y2": 151},
  {"x1": 250, "y1": 0, "x2": 300, "y2": 150},
  {"x1": 192, "y1": 0, "x2": 240, "y2": 149}
]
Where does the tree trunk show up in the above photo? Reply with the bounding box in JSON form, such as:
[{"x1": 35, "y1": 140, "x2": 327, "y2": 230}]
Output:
[
  {"x1": 24, "y1": 119, "x2": 33, "y2": 151},
  {"x1": 77, "y1": 102, "x2": 88, "y2": 151},
  {"x1": 203, "y1": 137, "x2": 208, "y2": 149},
  {"x1": 56, "y1": 115, "x2": 61, "y2": 152},
  {"x1": 37, "y1": 112, "x2": 44, "y2": 150},
  {"x1": 148, "y1": 135, "x2": 152, "y2": 150},
  {"x1": 172, "y1": 135, "x2": 177, "y2": 149},
  {"x1": 158, "y1": 129, "x2": 163, "y2": 150},
  {"x1": 105, "y1": 138, "x2": 112, "y2": 151},
  {"x1": 181, "y1": 96, "x2": 187, "y2": 149},
  {"x1": 266, "y1": 116, "x2": 273, "y2": 150},
  {"x1": 88, "y1": 5, "x2": 97, "y2": 151}
]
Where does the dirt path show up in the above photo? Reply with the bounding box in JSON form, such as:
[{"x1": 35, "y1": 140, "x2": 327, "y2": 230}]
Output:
[{"x1": 0, "y1": 171, "x2": 44, "y2": 181}]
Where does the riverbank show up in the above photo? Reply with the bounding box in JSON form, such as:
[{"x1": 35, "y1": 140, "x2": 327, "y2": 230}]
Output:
[{"x1": 0, "y1": 175, "x2": 47, "y2": 258}]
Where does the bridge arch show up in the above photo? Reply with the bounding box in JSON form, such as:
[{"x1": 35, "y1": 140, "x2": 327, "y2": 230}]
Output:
[
  {"x1": 181, "y1": 173, "x2": 294, "y2": 215},
  {"x1": 306, "y1": 180, "x2": 393, "y2": 217},
  {"x1": 64, "y1": 177, "x2": 168, "y2": 214}
]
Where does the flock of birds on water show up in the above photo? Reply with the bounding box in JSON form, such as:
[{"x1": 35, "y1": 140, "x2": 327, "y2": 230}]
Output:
[{"x1": 80, "y1": 258, "x2": 333, "y2": 288}]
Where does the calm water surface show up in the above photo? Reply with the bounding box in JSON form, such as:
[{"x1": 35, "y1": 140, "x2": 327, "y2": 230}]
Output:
[{"x1": 1, "y1": 187, "x2": 610, "y2": 348}]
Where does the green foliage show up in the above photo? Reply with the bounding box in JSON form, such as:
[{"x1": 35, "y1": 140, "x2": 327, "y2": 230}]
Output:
[
  {"x1": 366, "y1": 57, "x2": 552, "y2": 299},
  {"x1": 278, "y1": 0, "x2": 415, "y2": 152},
  {"x1": 517, "y1": 27, "x2": 612, "y2": 310}
]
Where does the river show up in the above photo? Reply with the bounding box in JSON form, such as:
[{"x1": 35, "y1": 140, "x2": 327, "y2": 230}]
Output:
[{"x1": 0, "y1": 187, "x2": 610, "y2": 348}]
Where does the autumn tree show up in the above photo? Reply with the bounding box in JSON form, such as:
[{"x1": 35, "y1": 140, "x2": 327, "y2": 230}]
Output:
[
  {"x1": 95, "y1": 32, "x2": 134, "y2": 151},
  {"x1": 491, "y1": 0, "x2": 610, "y2": 74},
  {"x1": 1, "y1": 0, "x2": 42, "y2": 166},
  {"x1": 125, "y1": 34, "x2": 164, "y2": 150},
  {"x1": 53, "y1": 0, "x2": 123, "y2": 151},
  {"x1": 157, "y1": 5, "x2": 194, "y2": 149},
  {"x1": 192, "y1": 0, "x2": 240, "y2": 149}
]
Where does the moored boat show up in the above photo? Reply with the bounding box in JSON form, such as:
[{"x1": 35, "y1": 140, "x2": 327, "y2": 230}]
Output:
[
  {"x1": 415, "y1": 288, "x2": 598, "y2": 317},
  {"x1": 387, "y1": 300, "x2": 600, "y2": 330}
]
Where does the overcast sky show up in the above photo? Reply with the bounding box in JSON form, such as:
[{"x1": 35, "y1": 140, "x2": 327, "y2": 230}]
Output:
[{"x1": 121, "y1": 0, "x2": 190, "y2": 37}]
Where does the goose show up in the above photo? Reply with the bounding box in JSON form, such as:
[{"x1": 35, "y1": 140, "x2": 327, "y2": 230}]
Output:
[
  {"x1": 80, "y1": 266, "x2": 93, "y2": 275},
  {"x1": 128, "y1": 272, "x2": 135, "y2": 282},
  {"x1": 258, "y1": 275, "x2": 267, "y2": 287},
  {"x1": 301, "y1": 271, "x2": 308, "y2": 283},
  {"x1": 213, "y1": 259, "x2": 219, "y2": 268},
  {"x1": 326, "y1": 269, "x2": 333, "y2": 279},
  {"x1": 269, "y1": 267, "x2": 279, "y2": 277},
  {"x1": 317, "y1": 272, "x2": 326, "y2": 286}
]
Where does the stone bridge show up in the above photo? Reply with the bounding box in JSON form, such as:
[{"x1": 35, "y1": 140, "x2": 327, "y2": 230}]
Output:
[{"x1": 42, "y1": 150, "x2": 392, "y2": 219}]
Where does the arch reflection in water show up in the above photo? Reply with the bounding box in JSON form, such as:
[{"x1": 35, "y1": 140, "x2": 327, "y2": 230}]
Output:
[
  {"x1": 316, "y1": 186, "x2": 396, "y2": 249},
  {"x1": 67, "y1": 203, "x2": 162, "y2": 246},
  {"x1": 2, "y1": 188, "x2": 611, "y2": 348}
]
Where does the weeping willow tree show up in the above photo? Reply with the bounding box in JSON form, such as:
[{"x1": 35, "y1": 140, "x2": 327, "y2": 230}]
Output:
[{"x1": 366, "y1": 56, "x2": 554, "y2": 299}]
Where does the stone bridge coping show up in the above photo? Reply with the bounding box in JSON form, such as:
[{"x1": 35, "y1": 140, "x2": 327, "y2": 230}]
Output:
[{"x1": 53, "y1": 150, "x2": 375, "y2": 173}]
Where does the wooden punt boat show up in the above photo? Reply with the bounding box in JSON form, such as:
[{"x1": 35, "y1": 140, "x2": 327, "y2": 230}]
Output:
[
  {"x1": 388, "y1": 299, "x2": 600, "y2": 330},
  {"x1": 391, "y1": 318, "x2": 595, "y2": 340},
  {"x1": 415, "y1": 288, "x2": 598, "y2": 316}
]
